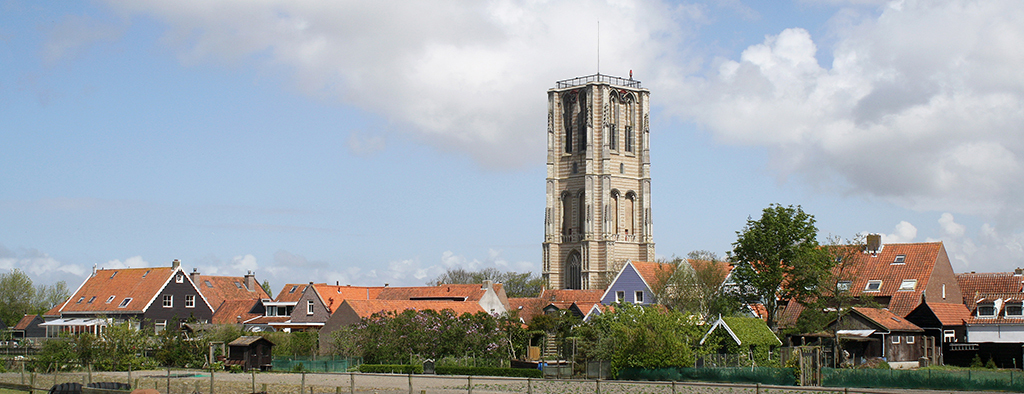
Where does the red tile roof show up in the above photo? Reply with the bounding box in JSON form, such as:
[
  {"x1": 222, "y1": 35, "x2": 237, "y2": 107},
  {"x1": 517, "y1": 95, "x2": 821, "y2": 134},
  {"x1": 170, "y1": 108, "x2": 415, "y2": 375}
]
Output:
[
  {"x1": 927, "y1": 302, "x2": 971, "y2": 326},
  {"x1": 630, "y1": 261, "x2": 675, "y2": 289},
  {"x1": 376, "y1": 283, "x2": 492, "y2": 302},
  {"x1": 537, "y1": 289, "x2": 604, "y2": 304},
  {"x1": 852, "y1": 307, "x2": 923, "y2": 332},
  {"x1": 956, "y1": 272, "x2": 1024, "y2": 309},
  {"x1": 275, "y1": 284, "x2": 310, "y2": 303},
  {"x1": 211, "y1": 299, "x2": 262, "y2": 324},
  {"x1": 311, "y1": 285, "x2": 385, "y2": 314},
  {"x1": 192, "y1": 275, "x2": 269, "y2": 309},
  {"x1": 13, "y1": 315, "x2": 38, "y2": 330},
  {"x1": 63, "y1": 267, "x2": 175, "y2": 313},
  {"x1": 342, "y1": 299, "x2": 486, "y2": 319},
  {"x1": 508, "y1": 297, "x2": 548, "y2": 323},
  {"x1": 43, "y1": 304, "x2": 62, "y2": 318}
]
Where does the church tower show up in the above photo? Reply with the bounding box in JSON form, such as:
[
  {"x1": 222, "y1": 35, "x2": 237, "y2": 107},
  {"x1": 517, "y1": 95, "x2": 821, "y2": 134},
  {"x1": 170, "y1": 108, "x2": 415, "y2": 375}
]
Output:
[{"x1": 542, "y1": 74, "x2": 655, "y2": 290}]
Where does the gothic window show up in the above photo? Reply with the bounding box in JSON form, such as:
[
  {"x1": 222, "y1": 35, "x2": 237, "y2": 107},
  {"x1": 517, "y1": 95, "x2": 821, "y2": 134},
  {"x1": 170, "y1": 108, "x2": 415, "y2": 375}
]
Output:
[
  {"x1": 624, "y1": 192, "x2": 636, "y2": 237},
  {"x1": 565, "y1": 252, "x2": 582, "y2": 290},
  {"x1": 609, "y1": 95, "x2": 619, "y2": 151},
  {"x1": 625, "y1": 98, "x2": 635, "y2": 152},
  {"x1": 610, "y1": 191, "x2": 619, "y2": 236},
  {"x1": 561, "y1": 192, "x2": 571, "y2": 236},
  {"x1": 576, "y1": 191, "x2": 586, "y2": 237},
  {"x1": 577, "y1": 91, "x2": 587, "y2": 153},
  {"x1": 563, "y1": 92, "x2": 575, "y2": 153}
]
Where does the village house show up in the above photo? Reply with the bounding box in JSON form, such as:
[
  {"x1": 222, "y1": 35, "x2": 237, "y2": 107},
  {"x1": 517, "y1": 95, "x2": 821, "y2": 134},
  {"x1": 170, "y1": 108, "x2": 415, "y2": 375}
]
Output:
[
  {"x1": 829, "y1": 307, "x2": 927, "y2": 369},
  {"x1": 950, "y1": 270, "x2": 1024, "y2": 367}
]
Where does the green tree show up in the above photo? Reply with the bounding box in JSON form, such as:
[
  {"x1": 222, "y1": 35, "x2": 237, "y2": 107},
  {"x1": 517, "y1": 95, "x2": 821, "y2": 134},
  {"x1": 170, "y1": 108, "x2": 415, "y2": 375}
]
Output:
[
  {"x1": 728, "y1": 204, "x2": 832, "y2": 331},
  {"x1": 652, "y1": 252, "x2": 739, "y2": 320},
  {"x1": 0, "y1": 269, "x2": 36, "y2": 327},
  {"x1": 575, "y1": 304, "x2": 701, "y2": 375},
  {"x1": 428, "y1": 267, "x2": 544, "y2": 298},
  {"x1": 34, "y1": 280, "x2": 70, "y2": 313},
  {"x1": 261, "y1": 280, "x2": 273, "y2": 298}
]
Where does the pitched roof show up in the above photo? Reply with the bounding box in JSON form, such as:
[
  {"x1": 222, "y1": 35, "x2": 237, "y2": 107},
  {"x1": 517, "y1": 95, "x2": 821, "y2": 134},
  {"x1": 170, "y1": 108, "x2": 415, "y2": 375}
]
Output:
[
  {"x1": 62, "y1": 267, "x2": 176, "y2": 313},
  {"x1": 956, "y1": 272, "x2": 1024, "y2": 309},
  {"x1": 630, "y1": 261, "x2": 676, "y2": 289},
  {"x1": 375, "y1": 283, "x2": 492, "y2": 302},
  {"x1": 538, "y1": 289, "x2": 604, "y2": 304},
  {"x1": 927, "y1": 302, "x2": 972, "y2": 326},
  {"x1": 851, "y1": 307, "x2": 923, "y2": 332},
  {"x1": 42, "y1": 303, "x2": 62, "y2": 318},
  {"x1": 508, "y1": 297, "x2": 548, "y2": 323},
  {"x1": 191, "y1": 275, "x2": 269, "y2": 309},
  {"x1": 275, "y1": 284, "x2": 310, "y2": 303},
  {"x1": 211, "y1": 299, "x2": 262, "y2": 324},
  {"x1": 311, "y1": 284, "x2": 385, "y2": 314},
  {"x1": 14, "y1": 315, "x2": 39, "y2": 330},
  {"x1": 828, "y1": 242, "x2": 944, "y2": 298},
  {"x1": 341, "y1": 299, "x2": 485, "y2": 319}
]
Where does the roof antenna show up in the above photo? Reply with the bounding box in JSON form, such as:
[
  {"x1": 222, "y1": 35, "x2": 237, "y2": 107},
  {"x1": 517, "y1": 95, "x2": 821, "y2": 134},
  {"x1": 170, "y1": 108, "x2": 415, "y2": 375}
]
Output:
[{"x1": 597, "y1": 20, "x2": 600, "y2": 75}]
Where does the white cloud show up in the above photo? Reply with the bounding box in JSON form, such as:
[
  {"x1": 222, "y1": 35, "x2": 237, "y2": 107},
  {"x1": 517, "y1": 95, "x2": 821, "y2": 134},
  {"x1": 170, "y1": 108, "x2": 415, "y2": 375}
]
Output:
[
  {"x1": 230, "y1": 254, "x2": 258, "y2": 273},
  {"x1": 882, "y1": 221, "x2": 917, "y2": 243},
  {"x1": 673, "y1": 0, "x2": 1024, "y2": 223},
  {"x1": 100, "y1": 0, "x2": 701, "y2": 168},
  {"x1": 104, "y1": 255, "x2": 149, "y2": 269},
  {"x1": 0, "y1": 245, "x2": 88, "y2": 285},
  {"x1": 917, "y1": 213, "x2": 1024, "y2": 272}
]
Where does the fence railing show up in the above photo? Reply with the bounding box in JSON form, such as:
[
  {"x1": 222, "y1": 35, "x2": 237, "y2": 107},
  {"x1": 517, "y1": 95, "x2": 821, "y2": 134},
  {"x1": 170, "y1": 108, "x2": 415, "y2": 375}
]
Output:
[{"x1": 555, "y1": 74, "x2": 642, "y2": 89}]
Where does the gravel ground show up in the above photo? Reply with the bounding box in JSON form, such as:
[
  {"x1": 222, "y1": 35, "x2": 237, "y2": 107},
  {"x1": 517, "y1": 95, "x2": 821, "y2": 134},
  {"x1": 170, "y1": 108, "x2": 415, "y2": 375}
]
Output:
[{"x1": 0, "y1": 369, "x2": 1014, "y2": 394}]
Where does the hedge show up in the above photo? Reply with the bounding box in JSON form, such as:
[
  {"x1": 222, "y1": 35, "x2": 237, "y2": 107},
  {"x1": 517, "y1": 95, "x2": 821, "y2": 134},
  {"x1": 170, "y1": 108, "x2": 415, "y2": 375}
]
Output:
[
  {"x1": 357, "y1": 364, "x2": 424, "y2": 374},
  {"x1": 436, "y1": 366, "x2": 543, "y2": 378}
]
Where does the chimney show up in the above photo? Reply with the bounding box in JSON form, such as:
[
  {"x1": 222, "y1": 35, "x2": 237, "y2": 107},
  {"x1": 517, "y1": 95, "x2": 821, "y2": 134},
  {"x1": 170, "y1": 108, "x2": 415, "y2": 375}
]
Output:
[
  {"x1": 92, "y1": 264, "x2": 98, "y2": 277},
  {"x1": 1015, "y1": 268, "x2": 1023, "y2": 276},
  {"x1": 245, "y1": 271, "x2": 256, "y2": 291},
  {"x1": 483, "y1": 280, "x2": 493, "y2": 291},
  {"x1": 865, "y1": 234, "x2": 882, "y2": 254},
  {"x1": 191, "y1": 268, "x2": 201, "y2": 285},
  {"x1": 171, "y1": 259, "x2": 181, "y2": 270}
]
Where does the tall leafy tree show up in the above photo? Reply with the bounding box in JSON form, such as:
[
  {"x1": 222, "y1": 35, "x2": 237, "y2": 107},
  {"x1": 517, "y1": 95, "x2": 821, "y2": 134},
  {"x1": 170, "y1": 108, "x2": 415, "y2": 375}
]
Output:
[
  {"x1": 34, "y1": 280, "x2": 70, "y2": 312},
  {"x1": 429, "y1": 267, "x2": 544, "y2": 298},
  {"x1": 651, "y1": 252, "x2": 738, "y2": 321},
  {"x1": 0, "y1": 269, "x2": 36, "y2": 327},
  {"x1": 728, "y1": 204, "x2": 832, "y2": 331}
]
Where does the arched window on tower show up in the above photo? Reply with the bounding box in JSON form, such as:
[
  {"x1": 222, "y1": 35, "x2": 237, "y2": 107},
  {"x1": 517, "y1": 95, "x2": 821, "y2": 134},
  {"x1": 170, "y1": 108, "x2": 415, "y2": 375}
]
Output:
[
  {"x1": 565, "y1": 251, "x2": 582, "y2": 290},
  {"x1": 561, "y1": 191, "x2": 572, "y2": 238},
  {"x1": 624, "y1": 192, "x2": 636, "y2": 239},
  {"x1": 562, "y1": 92, "x2": 575, "y2": 153},
  {"x1": 625, "y1": 96, "x2": 635, "y2": 153},
  {"x1": 610, "y1": 190, "x2": 619, "y2": 237},
  {"x1": 577, "y1": 91, "x2": 587, "y2": 153},
  {"x1": 609, "y1": 94, "x2": 619, "y2": 151},
  {"x1": 576, "y1": 191, "x2": 586, "y2": 238}
]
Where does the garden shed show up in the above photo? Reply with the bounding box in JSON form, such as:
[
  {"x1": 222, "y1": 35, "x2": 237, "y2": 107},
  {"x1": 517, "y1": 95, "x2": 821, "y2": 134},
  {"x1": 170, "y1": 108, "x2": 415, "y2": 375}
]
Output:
[
  {"x1": 227, "y1": 336, "x2": 275, "y2": 371},
  {"x1": 699, "y1": 316, "x2": 782, "y2": 366}
]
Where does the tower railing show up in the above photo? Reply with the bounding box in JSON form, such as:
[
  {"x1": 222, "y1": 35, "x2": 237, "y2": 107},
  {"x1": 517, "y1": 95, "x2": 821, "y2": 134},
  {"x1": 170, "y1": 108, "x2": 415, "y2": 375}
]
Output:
[{"x1": 555, "y1": 73, "x2": 642, "y2": 89}]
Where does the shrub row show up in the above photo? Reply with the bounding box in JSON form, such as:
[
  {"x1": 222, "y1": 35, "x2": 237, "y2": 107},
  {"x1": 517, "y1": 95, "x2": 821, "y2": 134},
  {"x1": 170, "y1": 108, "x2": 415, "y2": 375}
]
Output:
[
  {"x1": 357, "y1": 364, "x2": 423, "y2": 374},
  {"x1": 436, "y1": 366, "x2": 543, "y2": 378}
]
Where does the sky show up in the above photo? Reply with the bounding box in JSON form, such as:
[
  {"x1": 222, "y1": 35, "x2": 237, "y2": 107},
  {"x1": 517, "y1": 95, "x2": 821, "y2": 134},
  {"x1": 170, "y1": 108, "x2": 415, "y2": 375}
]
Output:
[{"x1": 2, "y1": 0, "x2": 1023, "y2": 293}]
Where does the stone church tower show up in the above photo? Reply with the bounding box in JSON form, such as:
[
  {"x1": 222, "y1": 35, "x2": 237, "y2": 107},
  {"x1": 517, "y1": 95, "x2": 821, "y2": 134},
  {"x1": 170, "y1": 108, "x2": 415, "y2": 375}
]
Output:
[{"x1": 542, "y1": 74, "x2": 655, "y2": 290}]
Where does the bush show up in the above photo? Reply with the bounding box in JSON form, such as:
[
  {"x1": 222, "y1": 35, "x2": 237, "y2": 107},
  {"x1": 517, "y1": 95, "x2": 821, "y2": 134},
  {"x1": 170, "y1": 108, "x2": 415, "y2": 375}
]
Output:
[
  {"x1": 435, "y1": 366, "x2": 543, "y2": 378},
  {"x1": 970, "y1": 354, "x2": 983, "y2": 368},
  {"x1": 358, "y1": 364, "x2": 424, "y2": 374},
  {"x1": 985, "y1": 357, "x2": 997, "y2": 369}
]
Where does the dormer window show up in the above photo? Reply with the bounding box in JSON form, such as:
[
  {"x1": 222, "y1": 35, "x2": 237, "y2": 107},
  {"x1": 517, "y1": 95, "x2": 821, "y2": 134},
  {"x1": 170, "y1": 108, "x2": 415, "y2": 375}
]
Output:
[
  {"x1": 142, "y1": 270, "x2": 149, "y2": 278},
  {"x1": 865, "y1": 280, "x2": 882, "y2": 292},
  {"x1": 837, "y1": 281, "x2": 852, "y2": 291},
  {"x1": 88, "y1": 296, "x2": 96, "y2": 304},
  {"x1": 978, "y1": 303, "x2": 996, "y2": 318},
  {"x1": 118, "y1": 298, "x2": 132, "y2": 308},
  {"x1": 892, "y1": 255, "x2": 906, "y2": 264},
  {"x1": 205, "y1": 280, "x2": 213, "y2": 288},
  {"x1": 105, "y1": 295, "x2": 115, "y2": 304},
  {"x1": 290, "y1": 286, "x2": 298, "y2": 294},
  {"x1": 110, "y1": 271, "x2": 117, "y2": 279},
  {"x1": 1006, "y1": 302, "x2": 1023, "y2": 317},
  {"x1": 899, "y1": 279, "x2": 917, "y2": 291},
  {"x1": 76, "y1": 296, "x2": 84, "y2": 304}
]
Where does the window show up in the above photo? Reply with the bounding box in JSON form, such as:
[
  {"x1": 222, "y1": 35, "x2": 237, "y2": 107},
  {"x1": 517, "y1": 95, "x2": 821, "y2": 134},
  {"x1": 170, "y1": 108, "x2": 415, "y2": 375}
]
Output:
[
  {"x1": 234, "y1": 281, "x2": 242, "y2": 289},
  {"x1": 76, "y1": 296, "x2": 84, "y2": 304},
  {"x1": 185, "y1": 295, "x2": 195, "y2": 308},
  {"x1": 563, "y1": 92, "x2": 575, "y2": 153},
  {"x1": 906, "y1": 335, "x2": 915, "y2": 344},
  {"x1": 837, "y1": 281, "x2": 852, "y2": 291},
  {"x1": 205, "y1": 280, "x2": 213, "y2": 288},
  {"x1": 88, "y1": 296, "x2": 96, "y2": 304},
  {"x1": 978, "y1": 303, "x2": 996, "y2": 317},
  {"x1": 892, "y1": 255, "x2": 906, "y2": 264},
  {"x1": 625, "y1": 126, "x2": 634, "y2": 152},
  {"x1": 266, "y1": 306, "x2": 277, "y2": 317},
  {"x1": 899, "y1": 279, "x2": 917, "y2": 291},
  {"x1": 944, "y1": 330, "x2": 956, "y2": 343},
  {"x1": 142, "y1": 270, "x2": 149, "y2": 278},
  {"x1": 110, "y1": 271, "x2": 117, "y2": 279},
  {"x1": 1006, "y1": 302, "x2": 1023, "y2": 317},
  {"x1": 891, "y1": 335, "x2": 900, "y2": 344},
  {"x1": 163, "y1": 295, "x2": 173, "y2": 308},
  {"x1": 290, "y1": 286, "x2": 298, "y2": 294},
  {"x1": 865, "y1": 280, "x2": 882, "y2": 292},
  {"x1": 118, "y1": 298, "x2": 132, "y2": 308},
  {"x1": 619, "y1": 163, "x2": 624, "y2": 174},
  {"x1": 155, "y1": 320, "x2": 166, "y2": 335},
  {"x1": 105, "y1": 295, "x2": 115, "y2": 304},
  {"x1": 175, "y1": 274, "x2": 184, "y2": 283},
  {"x1": 307, "y1": 300, "x2": 315, "y2": 315},
  {"x1": 616, "y1": 291, "x2": 625, "y2": 303},
  {"x1": 634, "y1": 291, "x2": 644, "y2": 303},
  {"x1": 608, "y1": 125, "x2": 617, "y2": 151}
]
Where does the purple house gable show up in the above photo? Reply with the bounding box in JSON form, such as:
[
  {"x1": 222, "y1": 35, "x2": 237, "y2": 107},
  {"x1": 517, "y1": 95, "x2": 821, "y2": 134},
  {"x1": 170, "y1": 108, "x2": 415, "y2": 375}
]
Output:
[{"x1": 601, "y1": 262, "x2": 654, "y2": 305}]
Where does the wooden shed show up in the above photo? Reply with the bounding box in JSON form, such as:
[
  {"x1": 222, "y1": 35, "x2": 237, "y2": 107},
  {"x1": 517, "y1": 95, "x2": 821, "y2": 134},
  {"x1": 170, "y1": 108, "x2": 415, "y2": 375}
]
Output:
[{"x1": 227, "y1": 336, "x2": 274, "y2": 371}]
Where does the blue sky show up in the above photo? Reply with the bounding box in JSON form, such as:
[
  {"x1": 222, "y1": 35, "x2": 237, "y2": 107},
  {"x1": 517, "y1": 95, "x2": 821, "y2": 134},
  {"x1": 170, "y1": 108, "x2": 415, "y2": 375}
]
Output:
[{"x1": 2, "y1": 0, "x2": 1022, "y2": 292}]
